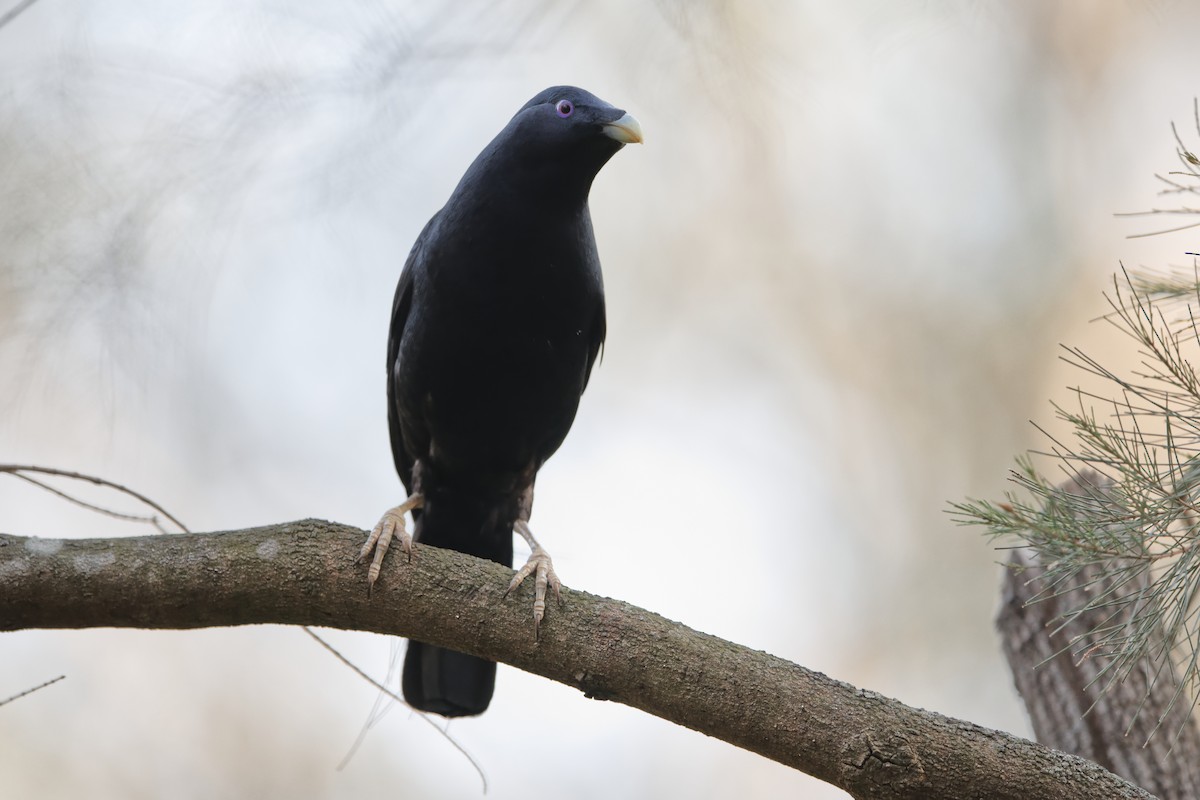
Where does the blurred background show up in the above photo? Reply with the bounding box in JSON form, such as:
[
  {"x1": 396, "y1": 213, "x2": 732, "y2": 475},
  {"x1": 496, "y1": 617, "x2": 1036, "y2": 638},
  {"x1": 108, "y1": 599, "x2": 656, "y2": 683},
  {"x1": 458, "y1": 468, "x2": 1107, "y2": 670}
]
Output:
[{"x1": 2, "y1": 1, "x2": 1199, "y2": 797}]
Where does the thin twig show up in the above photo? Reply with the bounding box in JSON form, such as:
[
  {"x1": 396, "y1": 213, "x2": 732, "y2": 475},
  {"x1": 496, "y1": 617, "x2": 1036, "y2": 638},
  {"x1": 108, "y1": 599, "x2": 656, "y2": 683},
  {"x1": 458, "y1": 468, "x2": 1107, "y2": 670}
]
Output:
[
  {"x1": 9, "y1": 473, "x2": 174, "y2": 533},
  {"x1": 0, "y1": 464, "x2": 190, "y2": 533},
  {"x1": 0, "y1": 0, "x2": 41, "y2": 32},
  {"x1": 300, "y1": 627, "x2": 488, "y2": 793},
  {"x1": 0, "y1": 675, "x2": 65, "y2": 707}
]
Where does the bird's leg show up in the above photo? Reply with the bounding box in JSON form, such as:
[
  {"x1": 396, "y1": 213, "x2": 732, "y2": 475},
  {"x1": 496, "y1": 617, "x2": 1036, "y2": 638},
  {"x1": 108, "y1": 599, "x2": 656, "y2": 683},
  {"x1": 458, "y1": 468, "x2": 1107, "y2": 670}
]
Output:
[
  {"x1": 357, "y1": 493, "x2": 424, "y2": 594},
  {"x1": 505, "y1": 519, "x2": 562, "y2": 640}
]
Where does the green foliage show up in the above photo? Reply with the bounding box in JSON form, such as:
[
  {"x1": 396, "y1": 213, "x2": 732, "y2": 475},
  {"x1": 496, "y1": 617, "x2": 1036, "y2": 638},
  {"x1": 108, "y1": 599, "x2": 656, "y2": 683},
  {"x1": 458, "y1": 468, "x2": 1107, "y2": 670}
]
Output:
[
  {"x1": 955, "y1": 269, "x2": 1200, "y2": 735},
  {"x1": 956, "y1": 106, "x2": 1200, "y2": 740}
]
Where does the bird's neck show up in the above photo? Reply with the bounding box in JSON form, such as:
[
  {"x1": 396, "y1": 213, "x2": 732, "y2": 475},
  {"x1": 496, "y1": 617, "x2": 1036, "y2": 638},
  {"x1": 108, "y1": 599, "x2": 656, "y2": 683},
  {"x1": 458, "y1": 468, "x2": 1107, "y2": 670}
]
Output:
[{"x1": 461, "y1": 143, "x2": 599, "y2": 217}]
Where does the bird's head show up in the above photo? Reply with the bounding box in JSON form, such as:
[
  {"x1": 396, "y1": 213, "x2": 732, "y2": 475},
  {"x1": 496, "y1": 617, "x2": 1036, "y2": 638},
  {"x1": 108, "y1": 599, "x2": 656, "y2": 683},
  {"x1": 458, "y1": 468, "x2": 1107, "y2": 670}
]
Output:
[
  {"x1": 495, "y1": 86, "x2": 642, "y2": 202},
  {"x1": 513, "y1": 86, "x2": 643, "y2": 147}
]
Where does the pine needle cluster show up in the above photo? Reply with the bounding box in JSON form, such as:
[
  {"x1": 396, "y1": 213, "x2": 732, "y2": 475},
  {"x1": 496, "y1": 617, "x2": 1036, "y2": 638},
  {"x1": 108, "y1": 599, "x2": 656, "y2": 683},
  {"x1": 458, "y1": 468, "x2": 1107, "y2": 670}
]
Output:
[{"x1": 955, "y1": 103, "x2": 1200, "y2": 737}]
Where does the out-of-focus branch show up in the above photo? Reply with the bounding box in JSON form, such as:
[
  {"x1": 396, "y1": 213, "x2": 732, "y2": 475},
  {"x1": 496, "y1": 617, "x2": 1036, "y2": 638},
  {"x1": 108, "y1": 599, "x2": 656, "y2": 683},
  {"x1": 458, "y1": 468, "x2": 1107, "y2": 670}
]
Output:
[
  {"x1": 0, "y1": 519, "x2": 1150, "y2": 800},
  {"x1": 0, "y1": 0, "x2": 42, "y2": 32}
]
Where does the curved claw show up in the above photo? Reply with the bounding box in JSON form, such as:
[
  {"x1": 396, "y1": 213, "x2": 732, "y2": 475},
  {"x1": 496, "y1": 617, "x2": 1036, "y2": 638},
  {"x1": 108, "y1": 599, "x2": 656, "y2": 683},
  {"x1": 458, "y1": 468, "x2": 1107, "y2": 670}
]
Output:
[
  {"x1": 358, "y1": 494, "x2": 424, "y2": 595},
  {"x1": 506, "y1": 521, "x2": 562, "y2": 640}
]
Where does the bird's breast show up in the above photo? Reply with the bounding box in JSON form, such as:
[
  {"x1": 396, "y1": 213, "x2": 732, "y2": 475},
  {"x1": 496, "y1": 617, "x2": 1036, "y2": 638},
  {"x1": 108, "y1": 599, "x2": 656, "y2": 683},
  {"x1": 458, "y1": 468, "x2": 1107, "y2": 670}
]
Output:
[{"x1": 430, "y1": 216, "x2": 601, "y2": 337}]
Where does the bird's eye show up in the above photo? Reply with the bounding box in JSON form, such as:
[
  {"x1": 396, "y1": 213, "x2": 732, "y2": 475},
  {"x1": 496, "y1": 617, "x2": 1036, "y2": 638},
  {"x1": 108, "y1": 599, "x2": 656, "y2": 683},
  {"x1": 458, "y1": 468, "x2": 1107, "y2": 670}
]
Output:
[{"x1": 555, "y1": 99, "x2": 574, "y2": 118}]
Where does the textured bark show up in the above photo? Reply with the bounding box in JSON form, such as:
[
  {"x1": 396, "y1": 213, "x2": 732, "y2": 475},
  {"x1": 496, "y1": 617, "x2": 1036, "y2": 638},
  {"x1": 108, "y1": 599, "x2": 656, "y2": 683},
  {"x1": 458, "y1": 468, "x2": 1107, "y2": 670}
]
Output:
[
  {"x1": 0, "y1": 520, "x2": 1152, "y2": 800},
  {"x1": 999, "y1": 548, "x2": 1200, "y2": 799}
]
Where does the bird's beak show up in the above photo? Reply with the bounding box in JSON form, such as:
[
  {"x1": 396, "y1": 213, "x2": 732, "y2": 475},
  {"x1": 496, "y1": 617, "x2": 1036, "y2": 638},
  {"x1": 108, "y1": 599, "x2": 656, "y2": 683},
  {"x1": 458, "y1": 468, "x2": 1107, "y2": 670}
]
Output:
[{"x1": 603, "y1": 112, "x2": 644, "y2": 144}]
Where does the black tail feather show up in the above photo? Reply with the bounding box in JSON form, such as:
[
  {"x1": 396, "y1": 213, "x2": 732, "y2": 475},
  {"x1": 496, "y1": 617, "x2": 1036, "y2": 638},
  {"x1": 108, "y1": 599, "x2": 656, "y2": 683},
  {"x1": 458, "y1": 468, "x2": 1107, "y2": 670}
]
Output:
[
  {"x1": 402, "y1": 642, "x2": 497, "y2": 717},
  {"x1": 401, "y1": 488, "x2": 513, "y2": 717}
]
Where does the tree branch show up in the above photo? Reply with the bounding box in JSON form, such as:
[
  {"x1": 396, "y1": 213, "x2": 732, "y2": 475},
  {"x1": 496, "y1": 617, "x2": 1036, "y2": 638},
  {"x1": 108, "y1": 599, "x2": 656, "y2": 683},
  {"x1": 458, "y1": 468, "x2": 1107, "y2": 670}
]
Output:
[{"x1": 0, "y1": 519, "x2": 1152, "y2": 800}]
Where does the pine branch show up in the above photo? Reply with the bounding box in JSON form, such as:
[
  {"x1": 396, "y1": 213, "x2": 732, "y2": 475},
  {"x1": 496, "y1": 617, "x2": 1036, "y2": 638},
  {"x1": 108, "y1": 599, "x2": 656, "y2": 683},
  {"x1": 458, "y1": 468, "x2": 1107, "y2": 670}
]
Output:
[
  {"x1": 0, "y1": 520, "x2": 1150, "y2": 800},
  {"x1": 955, "y1": 265, "x2": 1200, "y2": 740}
]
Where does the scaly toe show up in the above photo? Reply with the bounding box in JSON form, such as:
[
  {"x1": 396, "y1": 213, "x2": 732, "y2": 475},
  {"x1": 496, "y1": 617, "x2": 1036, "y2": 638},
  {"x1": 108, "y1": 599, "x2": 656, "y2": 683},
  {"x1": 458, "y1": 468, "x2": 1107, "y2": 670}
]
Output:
[{"x1": 359, "y1": 494, "x2": 423, "y2": 593}]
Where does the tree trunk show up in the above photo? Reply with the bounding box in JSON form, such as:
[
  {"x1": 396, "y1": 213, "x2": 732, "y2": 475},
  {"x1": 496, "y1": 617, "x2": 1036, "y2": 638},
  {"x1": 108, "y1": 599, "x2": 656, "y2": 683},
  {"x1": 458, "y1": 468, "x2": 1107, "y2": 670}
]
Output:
[
  {"x1": 999, "y1": 550, "x2": 1200, "y2": 799},
  {"x1": 997, "y1": 471, "x2": 1200, "y2": 800}
]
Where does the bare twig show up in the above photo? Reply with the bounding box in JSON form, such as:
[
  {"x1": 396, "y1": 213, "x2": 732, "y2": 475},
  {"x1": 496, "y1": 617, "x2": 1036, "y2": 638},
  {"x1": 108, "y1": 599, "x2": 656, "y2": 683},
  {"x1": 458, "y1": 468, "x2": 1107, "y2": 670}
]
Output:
[
  {"x1": 1117, "y1": 99, "x2": 1200, "y2": 238},
  {"x1": 0, "y1": 674, "x2": 65, "y2": 707},
  {"x1": 301, "y1": 627, "x2": 487, "y2": 792},
  {"x1": 0, "y1": 464, "x2": 190, "y2": 533},
  {"x1": 0, "y1": 0, "x2": 41, "y2": 32}
]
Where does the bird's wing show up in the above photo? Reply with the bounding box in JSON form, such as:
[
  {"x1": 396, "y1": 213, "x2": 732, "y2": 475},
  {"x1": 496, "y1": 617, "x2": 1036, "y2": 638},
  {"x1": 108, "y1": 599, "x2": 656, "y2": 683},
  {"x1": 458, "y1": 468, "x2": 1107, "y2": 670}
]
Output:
[
  {"x1": 386, "y1": 219, "x2": 431, "y2": 494},
  {"x1": 581, "y1": 294, "x2": 606, "y2": 392}
]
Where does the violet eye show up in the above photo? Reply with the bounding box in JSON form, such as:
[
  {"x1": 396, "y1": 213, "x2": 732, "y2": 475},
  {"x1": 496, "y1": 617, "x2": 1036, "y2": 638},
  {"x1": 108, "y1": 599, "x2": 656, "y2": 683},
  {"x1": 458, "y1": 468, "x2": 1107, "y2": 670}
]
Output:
[{"x1": 555, "y1": 99, "x2": 574, "y2": 118}]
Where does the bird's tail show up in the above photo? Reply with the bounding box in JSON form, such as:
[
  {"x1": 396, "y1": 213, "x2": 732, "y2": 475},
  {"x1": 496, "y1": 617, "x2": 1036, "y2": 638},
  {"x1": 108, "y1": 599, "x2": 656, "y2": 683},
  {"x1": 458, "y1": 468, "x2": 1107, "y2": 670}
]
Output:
[{"x1": 402, "y1": 490, "x2": 513, "y2": 717}]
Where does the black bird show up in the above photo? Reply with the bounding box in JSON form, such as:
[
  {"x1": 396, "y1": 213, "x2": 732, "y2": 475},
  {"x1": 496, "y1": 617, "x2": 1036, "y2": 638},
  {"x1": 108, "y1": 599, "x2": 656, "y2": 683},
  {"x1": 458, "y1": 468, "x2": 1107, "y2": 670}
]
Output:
[{"x1": 358, "y1": 86, "x2": 642, "y2": 717}]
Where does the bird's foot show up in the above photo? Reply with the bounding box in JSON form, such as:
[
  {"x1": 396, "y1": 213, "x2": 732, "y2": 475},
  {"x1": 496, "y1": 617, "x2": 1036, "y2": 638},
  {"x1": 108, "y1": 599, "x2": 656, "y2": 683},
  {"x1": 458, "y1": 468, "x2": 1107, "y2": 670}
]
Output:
[
  {"x1": 505, "y1": 520, "x2": 562, "y2": 640},
  {"x1": 358, "y1": 494, "x2": 424, "y2": 594}
]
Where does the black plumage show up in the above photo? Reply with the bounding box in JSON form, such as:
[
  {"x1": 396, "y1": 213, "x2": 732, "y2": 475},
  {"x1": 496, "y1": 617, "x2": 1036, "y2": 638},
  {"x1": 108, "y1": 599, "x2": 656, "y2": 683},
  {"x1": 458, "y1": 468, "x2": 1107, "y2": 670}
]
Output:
[{"x1": 359, "y1": 86, "x2": 642, "y2": 717}]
